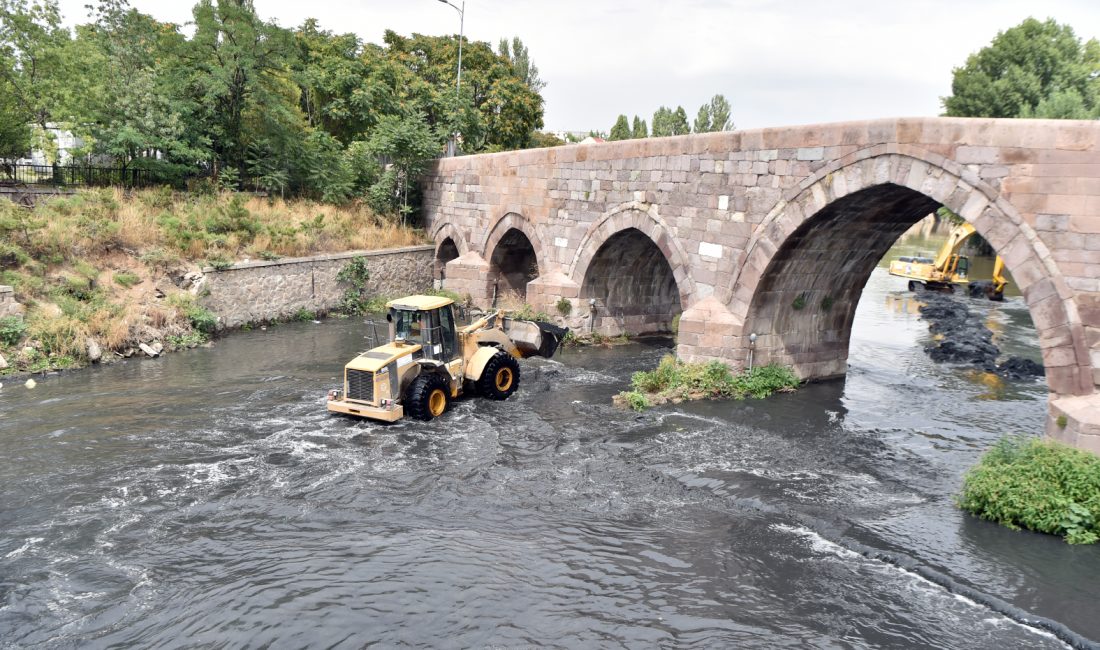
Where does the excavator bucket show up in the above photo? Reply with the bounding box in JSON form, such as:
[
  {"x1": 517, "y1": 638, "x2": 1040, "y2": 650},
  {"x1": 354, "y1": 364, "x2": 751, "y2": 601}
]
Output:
[{"x1": 502, "y1": 318, "x2": 569, "y2": 358}]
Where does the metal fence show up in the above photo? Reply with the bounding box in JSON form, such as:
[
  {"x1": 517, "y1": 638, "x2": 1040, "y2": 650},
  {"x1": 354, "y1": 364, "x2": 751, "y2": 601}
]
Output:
[{"x1": 0, "y1": 162, "x2": 185, "y2": 188}]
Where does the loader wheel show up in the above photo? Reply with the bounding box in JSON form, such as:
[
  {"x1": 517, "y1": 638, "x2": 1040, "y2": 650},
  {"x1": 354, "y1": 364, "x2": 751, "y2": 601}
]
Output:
[
  {"x1": 478, "y1": 351, "x2": 520, "y2": 400},
  {"x1": 907, "y1": 280, "x2": 923, "y2": 292},
  {"x1": 406, "y1": 373, "x2": 450, "y2": 421}
]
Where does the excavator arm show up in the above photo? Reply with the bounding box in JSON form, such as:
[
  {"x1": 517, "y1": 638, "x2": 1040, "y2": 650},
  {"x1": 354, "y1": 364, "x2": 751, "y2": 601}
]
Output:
[{"x1": 932, "y1": 222, "x2": 977, "y2": 271}]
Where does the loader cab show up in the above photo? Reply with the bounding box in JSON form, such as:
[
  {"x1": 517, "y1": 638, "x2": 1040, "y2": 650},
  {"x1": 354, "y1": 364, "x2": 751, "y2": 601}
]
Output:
[{"x1": 386, "y1": 296, "x2": 458, "y2": 362}]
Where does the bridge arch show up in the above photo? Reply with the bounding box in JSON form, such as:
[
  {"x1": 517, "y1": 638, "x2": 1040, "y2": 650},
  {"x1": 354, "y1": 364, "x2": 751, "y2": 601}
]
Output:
[
  {"x1": 571, "y1": 203, "x2": 694, "y2": 334},
  {"x1": 728, "y1": 151, "x2": 1092, "y2": 396},
  {"x1": 430, "y1": 222, "x2": 468, "y2": 282},
  {"x1": 482, "y1": 213, "x2": 543, "y2": 301}
]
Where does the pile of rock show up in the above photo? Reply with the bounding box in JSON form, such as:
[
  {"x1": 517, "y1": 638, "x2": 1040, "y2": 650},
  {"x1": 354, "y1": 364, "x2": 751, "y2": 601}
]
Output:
[{"x1": 918, "y1": 292, "x2": 1043, "y2": 378}]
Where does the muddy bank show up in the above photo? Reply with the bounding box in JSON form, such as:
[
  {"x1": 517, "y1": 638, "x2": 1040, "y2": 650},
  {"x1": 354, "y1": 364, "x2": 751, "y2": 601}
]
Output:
[{"x1": 918, "y1": 292, "x2": 1043, "y2": 379}]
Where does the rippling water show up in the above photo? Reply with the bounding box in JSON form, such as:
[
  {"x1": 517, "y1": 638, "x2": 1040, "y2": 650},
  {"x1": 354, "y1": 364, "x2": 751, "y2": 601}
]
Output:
[{"x1": 1, "y1": 268, "x2": 1098, "y2": 649}]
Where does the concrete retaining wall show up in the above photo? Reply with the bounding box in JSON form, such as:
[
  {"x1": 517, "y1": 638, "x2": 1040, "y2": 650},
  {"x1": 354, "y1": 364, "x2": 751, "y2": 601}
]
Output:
[{"x1": 200, "y1": 246, "x2": 435, "y2": 329}]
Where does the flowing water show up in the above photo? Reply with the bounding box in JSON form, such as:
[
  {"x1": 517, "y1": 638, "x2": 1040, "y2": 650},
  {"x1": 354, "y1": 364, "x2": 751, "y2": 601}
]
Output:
[{"x1": 2, "y1": 246, "x2": 1099, "y2": 648}]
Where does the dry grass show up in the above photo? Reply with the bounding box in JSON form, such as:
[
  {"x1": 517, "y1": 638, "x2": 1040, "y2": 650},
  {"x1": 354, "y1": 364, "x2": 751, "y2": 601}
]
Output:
[{"x1": 0, "y1": 189, "x2": 427, "y2": 371}]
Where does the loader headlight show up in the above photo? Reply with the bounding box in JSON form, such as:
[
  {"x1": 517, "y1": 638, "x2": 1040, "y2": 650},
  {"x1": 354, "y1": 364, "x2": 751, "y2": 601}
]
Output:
[{"x1": 327, "y1": 389, "x2": 340, "y2": 401}]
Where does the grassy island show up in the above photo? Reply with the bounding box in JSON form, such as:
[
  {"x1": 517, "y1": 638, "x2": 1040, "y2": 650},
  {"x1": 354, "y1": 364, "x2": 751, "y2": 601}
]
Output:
[
  {"x1": 615, "y1": 355, "x2": 800, "y2": 411},
  {"x1": 958, "y1": 437, "x2": 1100, "y2": 544}
]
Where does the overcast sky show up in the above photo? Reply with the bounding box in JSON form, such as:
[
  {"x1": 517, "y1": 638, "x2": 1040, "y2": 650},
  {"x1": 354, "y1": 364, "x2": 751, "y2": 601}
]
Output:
[{"x1": 56, "y1": 0, "x2": 1100, "y2": 133}]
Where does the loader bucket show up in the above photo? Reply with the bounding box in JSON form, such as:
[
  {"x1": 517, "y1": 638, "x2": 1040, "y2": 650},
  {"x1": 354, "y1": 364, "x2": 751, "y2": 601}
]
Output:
[{"x1": 503, "y1": 318, "x2": 570, "y2": 358}]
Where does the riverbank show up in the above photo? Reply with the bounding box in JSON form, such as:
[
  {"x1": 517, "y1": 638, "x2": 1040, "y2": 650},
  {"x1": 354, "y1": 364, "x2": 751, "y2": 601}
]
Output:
[{"x1": 0, "y1": 189, "x2": 430, "y2": 376}]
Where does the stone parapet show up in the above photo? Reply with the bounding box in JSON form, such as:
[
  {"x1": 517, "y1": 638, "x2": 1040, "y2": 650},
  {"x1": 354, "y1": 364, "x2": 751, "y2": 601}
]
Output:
[{"x1": 200, "y1": 246, "x2": 434, "y2": 329}]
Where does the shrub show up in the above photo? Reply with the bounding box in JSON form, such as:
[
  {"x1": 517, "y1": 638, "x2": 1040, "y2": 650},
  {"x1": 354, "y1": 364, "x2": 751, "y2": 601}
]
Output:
[
  {"x1": 113, "y1": 271, "x2": 141, "y2": 288},
  {"x1": 555, "y1": 297, "x2": 572, "y2": 317},
  {"x1": 622, "y1": 390, "x2": 650, "y2": 412},
  {"x1": 625, "y1": 357, "x2": 800, "y2": 409},
  {"x1": 958, "y1": 437, "x2": 1100, "y2": 544},
  {"x1": 0, "y1": 316, "x2": 27, "y2": 347},
  {"x1": 336, "y1": 257, "x2": 372, "y2": 314}
]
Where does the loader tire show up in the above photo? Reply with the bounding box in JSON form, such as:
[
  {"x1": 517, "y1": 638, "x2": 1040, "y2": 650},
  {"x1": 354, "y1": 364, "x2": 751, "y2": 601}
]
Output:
[
  {"x1": 406, "y1": 373, "x2": 450, "y2": 421},
  {"x1": 477, "y1": 351, "x2": 520, "y2": 400}
]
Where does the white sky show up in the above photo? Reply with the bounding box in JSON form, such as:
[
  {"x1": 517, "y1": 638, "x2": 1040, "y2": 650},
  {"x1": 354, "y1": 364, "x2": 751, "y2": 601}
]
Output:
[{"x1": 57, "y1": 0, "x2": 1100, "y2": 132}]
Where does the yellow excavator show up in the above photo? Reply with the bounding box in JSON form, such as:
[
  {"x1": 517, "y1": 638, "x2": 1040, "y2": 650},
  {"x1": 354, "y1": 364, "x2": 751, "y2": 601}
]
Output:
[{"x1": 888, "y1": 223, "x2": 1007, "y2": 301}]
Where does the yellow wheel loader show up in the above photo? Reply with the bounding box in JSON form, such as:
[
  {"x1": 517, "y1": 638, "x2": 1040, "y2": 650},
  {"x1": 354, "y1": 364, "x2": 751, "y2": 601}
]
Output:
[
  {"x1": 888, "y1": 222, "x2": 1008, "y2": 300},
  {"x1": 326, "y1": 295, "x2": 568, "y2": 422}
]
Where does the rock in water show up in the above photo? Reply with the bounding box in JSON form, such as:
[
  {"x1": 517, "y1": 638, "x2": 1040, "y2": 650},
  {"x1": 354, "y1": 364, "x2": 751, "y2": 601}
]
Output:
[
  {"x1": 151, "y1": 341, "x2": 164, "y2": 355},
  {"x1": 25, "y1": 378, "x2": 36, "y2": 389},
  {"x1": 86, "y1": 338, "x2": 103, "y2": 363},
  {"x1": 0, "y1": 353, "x2": 7, "y2": 370},
  {"x1": 139, "y1": 343, "x2": 159, "y2": 358}
]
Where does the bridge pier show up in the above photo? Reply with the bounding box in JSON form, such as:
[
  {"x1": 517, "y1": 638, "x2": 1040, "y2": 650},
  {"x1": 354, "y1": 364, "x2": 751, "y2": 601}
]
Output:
[{"x1": 442, "y1": 252, "x2": 493, "y2": 307}]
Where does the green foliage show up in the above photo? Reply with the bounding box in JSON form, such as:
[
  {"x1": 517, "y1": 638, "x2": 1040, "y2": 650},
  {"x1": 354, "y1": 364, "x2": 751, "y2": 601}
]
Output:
[
  {"x1": 1057, "y1": 414, "x2": 1068, "y2": 428},
  {"x1": 498, "y1": 36, "x2": 545, "y2": 93},
  {"x1": 958, "y1": 437, "x2": 1100, "y2": 544},
  {"x1": 292, "y1": 307, "x2": 316, "y2": 321},
  {"x1": 820, "y1": 295, "x2": 834, "y2": 311},
  {"x1": 555, "y1": 297, "x2": 572, "y2": 317},
  {"x1": 621, "y1": 390, "x2": 650, "y2": 412},
  {"x1": 623, "y1": 355, "x2": 800, "y2": 409},
  {"x1": 0, "y1": 315, "x2": 26, "y2": 346},
  {"x1": 609, "y1": 114, "x2": 631, "y2": 141},
  {"x1": 167, "y1": 294, "x2": 217, "y2": 334},
  {"x1": 631, "y1": 116, "x2": 647, "y2": 139},
  {"x1": 336, "y1": 257, "x2": 372, "y2": 314},
  {"x1": 167, "y1": 330, "x2": 208, "y2": 349},
  {"x1": 693, "y1": 94, "x2": 734, "y2": 133},
  {"x1": 509, "y1": 303, "x2": 551, "y2": 322},
  {"x1": 943, "y1": 18, "x2": 1100, "y2": 119},
  {"x1": 792, "y1": 294, "x2": 807, "y2": 310},
  {"x1": 651, "y1": 105, "x2": 691, "y2": 137}
]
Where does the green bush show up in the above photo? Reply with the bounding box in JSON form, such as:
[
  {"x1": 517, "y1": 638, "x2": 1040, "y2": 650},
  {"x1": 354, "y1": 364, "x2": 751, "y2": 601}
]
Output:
[
  {"x1": 0, "y1": 316, "x2": 27, "y2": 346},
  {"x1": 958, "y1": 437, "x2": 1100, "y2": 544},
  {"x1": 622, "y1": 390, "x2": 650, "y2": 412},
  {"x1": 113, "y1": 271, "x2": 141, "y2": 288},
  {"x1": 555, "y1": 297, "x2": 572, "y2": 317},
  {"x1": 187, "y1": 305, "x2": 218, "y2": 334},
  {"x1": 624, "y1": 356, "x2": 800, "y2": 409}
]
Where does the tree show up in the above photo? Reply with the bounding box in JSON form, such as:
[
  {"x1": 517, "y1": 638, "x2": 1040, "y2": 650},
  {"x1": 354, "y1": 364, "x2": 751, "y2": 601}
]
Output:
[
  {"x1": 693, "y1": 104, "x2": 711, "y2": 133},
  {"x1": 651, "y1": 106, "x2": 673, "y2": 137},
  {"x1": 609, "y1": 114, "x2": 631, "y2": 140},
  {"x1": 182, "y1": 0, "x2": 301, "y2": 178},
  {"x1": 0, "y1": 68, "x2": 31, "y2": 163},
  {"x1": 631, "y1": 115, "x2": 647, "y2": 138},
  {"x1": 671, "y1": 105, "x2": 690, "y2": 135},
  {"x1": 708, "y1": 94, "x2": 732, "y2": 131},
  {"x1": 80, "y1": 1, "x2": 194, "y2": 168},
  {"x1": 0, "y1": 0, "x2": 77, "y2": 133},
  {"x1": 942, "y1": 17, "x2": 1100, "y2": 119},
  {"x1": 498, "y1": 36, "x2": 544, "y2": 93},
  {"x1": 366, "y1": 112, "x2": 439, "y2": 220}
]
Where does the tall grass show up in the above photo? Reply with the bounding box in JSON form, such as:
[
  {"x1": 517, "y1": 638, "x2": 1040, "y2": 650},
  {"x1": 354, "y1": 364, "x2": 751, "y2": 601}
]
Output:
[{"x1": 0, "y1": 188, "x2": 427, "y2": 374}]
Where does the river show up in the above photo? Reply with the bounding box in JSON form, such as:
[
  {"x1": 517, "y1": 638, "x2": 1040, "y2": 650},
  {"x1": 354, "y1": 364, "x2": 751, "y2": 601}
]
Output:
[{"x1": 1, "y1": 243, "x2": 1098, "y2": 648}]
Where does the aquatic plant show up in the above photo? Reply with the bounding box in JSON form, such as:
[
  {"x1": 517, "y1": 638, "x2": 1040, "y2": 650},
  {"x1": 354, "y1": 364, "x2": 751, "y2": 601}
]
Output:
[
  {"x1": 958, "y1": 436, "x2": 1100, "y2": 544},
  {"x1": 617, "y1": 356, "x2": 800, "y2": 409}
]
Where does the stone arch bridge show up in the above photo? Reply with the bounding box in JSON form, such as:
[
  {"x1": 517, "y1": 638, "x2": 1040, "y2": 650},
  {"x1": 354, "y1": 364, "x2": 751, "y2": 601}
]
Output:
[{"x1": 421, "y1": 117, "x2": 1100, "y2": 452}]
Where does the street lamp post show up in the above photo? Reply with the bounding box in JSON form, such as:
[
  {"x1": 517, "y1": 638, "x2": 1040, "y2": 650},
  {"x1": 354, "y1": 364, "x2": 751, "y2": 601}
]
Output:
[{"x1": 437, "y1": 0, "x2": 464, "y2": 157}]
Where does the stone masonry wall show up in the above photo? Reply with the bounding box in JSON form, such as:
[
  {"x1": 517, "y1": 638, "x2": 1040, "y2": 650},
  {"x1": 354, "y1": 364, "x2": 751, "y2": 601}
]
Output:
[
  {"x1": 200, "y1": 246, "x2": 434, "y2": 329},
  {"x1": 422, "y1": 117, "x2": 1100, "y2": 453},
  {"x1": 0, "y1": 285, "x2": 25, "y2": 318}
]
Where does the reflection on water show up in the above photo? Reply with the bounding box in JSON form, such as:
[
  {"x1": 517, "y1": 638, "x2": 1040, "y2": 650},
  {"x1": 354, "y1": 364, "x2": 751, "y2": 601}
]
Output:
[{"x1": 0, "y1": 241, "x2": 1094, "y2": 647}]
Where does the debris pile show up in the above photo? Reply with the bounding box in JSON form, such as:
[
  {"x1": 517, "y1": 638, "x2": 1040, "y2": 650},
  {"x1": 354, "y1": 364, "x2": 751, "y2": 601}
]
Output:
[{"x1": 918, "y1": 292, "x2": 1043, "y2": 378}]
